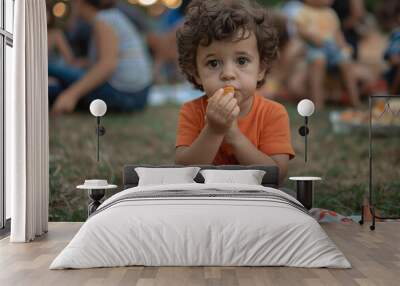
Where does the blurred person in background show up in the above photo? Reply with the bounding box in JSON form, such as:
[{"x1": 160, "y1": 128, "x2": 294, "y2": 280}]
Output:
[
  {"x1": 295, "y1": 0, "x2": 360, "y2": 109},
  {"x1": 260, "y1": 11, "x2": 306, "y2": 102},
  {"x1": 48, "y1": 0, "x2": 153, "y2": 115},
  {"x1": 47, "y1": 1, "x2": 78, "y2": 98},
  {"x1": 146, "y1": 0, "x2": 192, "y2": 83},
  {"x1": 62, "y1": 0, "x2": 152, "y2": 67},
  {"x1": 332, "y1": 0, "x2": 366, "y2": 61},
  {"x1": 281, "y1": 0, "x2": 304, "y2": 37},
  {"x1": 116, "y1": 0, "x2": 153, "y2": 34},
  {"x1": 376, "y1": 0, "x2": 400, "y2": 95},
  {"x1": 47, "y1": 2, "x2": 76, "y2": 66},
  {"x1": 277, "y1": 1, "x2": 309, "y2": 102}
]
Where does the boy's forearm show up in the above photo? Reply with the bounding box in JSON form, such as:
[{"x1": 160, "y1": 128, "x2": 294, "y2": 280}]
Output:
[
  {"x1": 175, "y1": 125, "x2": 225, "y2": 165},
  {"x1": 229, "y1": 133, "x2": 277, "y2": 166},
  {"x1": 229, "y1": 134, "x2": 289, "y2": 184}
]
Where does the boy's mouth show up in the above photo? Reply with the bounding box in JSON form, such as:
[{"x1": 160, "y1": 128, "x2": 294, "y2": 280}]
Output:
[{"x1": 223, "y1": 86, "x2": 235, "y2": 96}]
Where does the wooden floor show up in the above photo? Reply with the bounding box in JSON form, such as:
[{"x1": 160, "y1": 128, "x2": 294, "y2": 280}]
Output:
[{"x1": 0, "y1": 222, "x2": 399, "y2": 286}]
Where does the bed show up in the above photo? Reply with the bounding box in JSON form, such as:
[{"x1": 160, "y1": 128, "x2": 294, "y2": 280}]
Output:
[{"x1": 49, "y1": 165, "x2": 351, "y2": 269}]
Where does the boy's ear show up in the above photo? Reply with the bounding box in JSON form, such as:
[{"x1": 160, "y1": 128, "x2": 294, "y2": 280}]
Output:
[
  {"x1": 192, "y1": 70, "x2": 203, "y2": 87},
  {"x1": 257, "y1": 64, "x2": 267, "y2": 82}
]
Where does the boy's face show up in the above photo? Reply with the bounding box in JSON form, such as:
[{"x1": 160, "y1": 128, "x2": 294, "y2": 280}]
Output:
[{"x1": 194, "y1": 31, "x2": 266, "y2": 108}]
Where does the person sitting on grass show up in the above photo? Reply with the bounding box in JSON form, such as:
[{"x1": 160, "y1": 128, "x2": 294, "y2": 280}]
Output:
[
  {"x1": 174, "y1": 0, "x2": 295, "y2": 183},
  {"x1": 295, "y1": 0, "x2": 360, "y2": 109},
  {"x1": 376, "y1": 0, "x2": 400, "y2": 96},
  {"x1": 47, "y1": 1, "x2": 76, "y2": 66},
  {"x1": 48, "y1": 0, "x2": 153, "y2": 115}
]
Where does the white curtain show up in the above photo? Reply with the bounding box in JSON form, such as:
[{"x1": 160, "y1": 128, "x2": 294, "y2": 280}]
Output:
[{"x1": 6, "y1": 0, "x2": 49, "y2": 242}]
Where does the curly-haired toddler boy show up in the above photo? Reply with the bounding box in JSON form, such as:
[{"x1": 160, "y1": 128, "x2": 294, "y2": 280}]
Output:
[{"x1": 175, "y1": 0, "x2": 295, "y2": 183}]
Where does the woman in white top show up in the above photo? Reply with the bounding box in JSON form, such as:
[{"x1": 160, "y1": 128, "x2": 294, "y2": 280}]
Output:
[{"x1": 48, "y1": 0, "x2": 153, "y2": 114}]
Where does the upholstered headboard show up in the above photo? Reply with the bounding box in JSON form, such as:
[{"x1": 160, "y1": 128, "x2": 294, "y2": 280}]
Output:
[{"x1": 123, "y1": 165, "x2": 279, "y2": 189}]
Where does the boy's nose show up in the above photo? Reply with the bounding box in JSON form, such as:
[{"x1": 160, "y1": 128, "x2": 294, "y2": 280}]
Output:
[{"x1": 220, "y1": 64, "x2": 236, "y2": 81}]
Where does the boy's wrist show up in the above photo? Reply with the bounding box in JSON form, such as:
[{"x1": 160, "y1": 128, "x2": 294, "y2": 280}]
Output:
[
  {"x1": 204, "y1": 123, "x2": 227, "y2": 137},
  {"x1": 224, "y1": 126, "x2": 244, "y2": 146},
  {"x1": 204, "y1": 115, "x2": 231, "y2": 135}
]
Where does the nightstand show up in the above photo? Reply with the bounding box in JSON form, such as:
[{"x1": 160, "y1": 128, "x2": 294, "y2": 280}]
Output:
[
  {"x1": 77, "y1": 180, "x2": 117, "y2": 217},
  {"x1": 289, "y1": 177, "x2": 322, "y2": 210}
]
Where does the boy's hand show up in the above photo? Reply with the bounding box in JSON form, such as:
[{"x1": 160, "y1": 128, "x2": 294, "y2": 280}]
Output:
[{"x1": 206, "y1": 88, "x2": 240, "y2": 134}]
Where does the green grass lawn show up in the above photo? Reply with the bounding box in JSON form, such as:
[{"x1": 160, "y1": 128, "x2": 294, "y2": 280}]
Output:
[{"x1": 49, "y1": 101, "x2": 400, "y2": 222}]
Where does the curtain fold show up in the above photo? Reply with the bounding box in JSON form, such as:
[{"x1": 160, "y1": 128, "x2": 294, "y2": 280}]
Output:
[{"x1": 7, "y1": 0, "x2": 49, "y2": 242}]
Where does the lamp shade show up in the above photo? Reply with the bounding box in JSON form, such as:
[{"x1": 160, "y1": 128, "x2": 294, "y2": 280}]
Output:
[
  {"x1": 90, "y1": 99, "x2": 107, "y2": 117},
  {"x1": 297, "y1": 99, "x2": 315, "y2": 117}
]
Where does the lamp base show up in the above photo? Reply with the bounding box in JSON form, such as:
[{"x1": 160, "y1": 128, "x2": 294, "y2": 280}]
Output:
[
  {"x1": 88, "y1": 189, "x2": 105, "y2": 217},
  {"x1": 296, "y1": 180, "x2": 313, "y2": 210},
  {"x1": 289, "y1": 177, "x2": 322, "y2": 210}
]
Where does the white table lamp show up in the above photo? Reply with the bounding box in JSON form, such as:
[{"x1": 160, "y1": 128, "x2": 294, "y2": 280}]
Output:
[
  {"x1": 297, "y1": 99, "x2": 315, "y2": 162},
  {"x1": 89, "y1": 99, "x2": 107, "y2": 162},
  {"x1": 291, "y1": 99, "x2": 320, "y2": 210}
]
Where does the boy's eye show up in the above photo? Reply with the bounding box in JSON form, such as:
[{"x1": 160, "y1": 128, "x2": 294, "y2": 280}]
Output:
[
  {"x1": 207, "y1": 60, "x2": 220, "y2": 69},
  {"x1": 237, "y1": 57, "x2": 249, "y2": 65}
]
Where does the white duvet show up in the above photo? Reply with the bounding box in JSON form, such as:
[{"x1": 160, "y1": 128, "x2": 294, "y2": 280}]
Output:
[{"x1": 50, "y1": 183, "x2": 351, "y2": 269}]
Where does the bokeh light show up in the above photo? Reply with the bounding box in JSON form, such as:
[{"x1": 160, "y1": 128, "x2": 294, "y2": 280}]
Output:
[
  {"x1": 162, "y1": 0, "x2": 182, "y2": 9},
  {"x1": 138, "y1": 0, "x2": 158, "y2": 6},
  {"x1": 52, "y1": 1, "x2": 67, "y2": 18}
]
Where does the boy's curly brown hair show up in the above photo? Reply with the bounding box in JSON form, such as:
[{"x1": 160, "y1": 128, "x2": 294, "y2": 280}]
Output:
[{"x1": 176, "y1": 0, "x2": 278, "y2": 91}]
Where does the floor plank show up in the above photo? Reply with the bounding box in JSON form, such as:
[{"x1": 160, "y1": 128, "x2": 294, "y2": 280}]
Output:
[{"x1": 0, "y1": 222, "x2": 399, "y2": 286}]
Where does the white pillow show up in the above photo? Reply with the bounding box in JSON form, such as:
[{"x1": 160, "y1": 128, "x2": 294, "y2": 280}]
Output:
[
  {"x1": 135, "y1": 167, "x2": 201, "y2": 186},
  {"x1": 200, "y1": 169, "x2": 266, "y2": 185}
]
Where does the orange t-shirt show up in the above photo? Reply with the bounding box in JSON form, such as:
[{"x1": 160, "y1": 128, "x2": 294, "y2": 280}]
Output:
[{"x1": 176, "y1": 93, "x2": 295, "y2": 165}]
